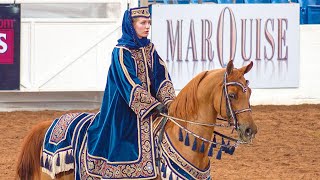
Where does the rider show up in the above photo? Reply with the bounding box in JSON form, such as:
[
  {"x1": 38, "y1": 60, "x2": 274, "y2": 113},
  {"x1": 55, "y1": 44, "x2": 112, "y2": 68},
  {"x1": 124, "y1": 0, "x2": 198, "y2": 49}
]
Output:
[{"x1": 86, "y1": 6, "x2": 176, "y2": 179}]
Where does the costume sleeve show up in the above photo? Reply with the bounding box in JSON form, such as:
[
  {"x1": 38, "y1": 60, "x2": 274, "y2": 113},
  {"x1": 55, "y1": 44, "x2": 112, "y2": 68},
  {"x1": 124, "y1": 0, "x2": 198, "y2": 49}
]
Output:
[
  {"x1": 111, "y1": 47, "x2": 160, "y2": 119},
  {"x1": 153, "y1": 49, "x2": 176, "y2": 106}
]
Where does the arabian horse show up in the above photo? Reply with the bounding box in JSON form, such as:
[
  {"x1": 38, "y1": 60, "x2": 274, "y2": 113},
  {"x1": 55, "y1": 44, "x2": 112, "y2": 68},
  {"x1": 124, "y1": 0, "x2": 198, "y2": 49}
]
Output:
[{"x1": 16, "y1": 60, "x2": 257, "y2": 179}]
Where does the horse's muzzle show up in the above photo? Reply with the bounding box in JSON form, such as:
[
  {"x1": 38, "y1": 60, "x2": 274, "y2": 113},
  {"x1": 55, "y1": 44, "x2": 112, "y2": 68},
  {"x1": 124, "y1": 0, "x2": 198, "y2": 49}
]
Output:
[{"x1": 238, "y1": 123, "x2": 258, "y2": 143}]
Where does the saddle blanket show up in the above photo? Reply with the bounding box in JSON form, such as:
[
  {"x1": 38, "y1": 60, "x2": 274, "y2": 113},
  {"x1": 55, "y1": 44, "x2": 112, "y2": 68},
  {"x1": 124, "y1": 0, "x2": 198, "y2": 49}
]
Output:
[{"x1": 40, "y1": 112, "x2": 96, "y2": 179}]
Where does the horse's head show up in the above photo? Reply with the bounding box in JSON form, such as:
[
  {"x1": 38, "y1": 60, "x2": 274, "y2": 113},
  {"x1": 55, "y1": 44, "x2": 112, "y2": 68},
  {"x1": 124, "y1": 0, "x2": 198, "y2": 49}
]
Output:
[
  {"x1": 169, "y1": 60, "x2": 257, "y2": 144},
  {"x1": 212, "y1": 60, "x2": 257, "y2": 143},
  {"x1": 163, "y1": 61, "x2": 257, "y2": 174}
]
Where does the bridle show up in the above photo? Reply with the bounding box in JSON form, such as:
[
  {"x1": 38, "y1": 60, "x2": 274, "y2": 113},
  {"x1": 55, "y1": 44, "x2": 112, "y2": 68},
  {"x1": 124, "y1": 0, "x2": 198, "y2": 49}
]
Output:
[
  {"x1": 219, "y1": 71, "x2": 252, "y2": 130},
  {"x1": 157, "y1": 71, "x2": 252, "y2": 147}
]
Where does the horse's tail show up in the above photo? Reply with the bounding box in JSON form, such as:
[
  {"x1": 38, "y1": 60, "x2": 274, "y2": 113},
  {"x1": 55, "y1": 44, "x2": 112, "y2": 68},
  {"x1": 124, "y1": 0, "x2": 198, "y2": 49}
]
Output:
[{"x1": 16, "y1": 120, "x2": 52, "y2": 180}]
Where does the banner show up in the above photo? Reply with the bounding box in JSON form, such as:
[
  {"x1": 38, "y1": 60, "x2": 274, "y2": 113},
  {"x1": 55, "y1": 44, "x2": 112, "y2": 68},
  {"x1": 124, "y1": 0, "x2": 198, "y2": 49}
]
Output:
[
  {"x1": 151, "y1": 4, "x2": 300, "y2": 89},
  {"x1": 0, "y1": 4, "x2": 20, "y2": 90}
]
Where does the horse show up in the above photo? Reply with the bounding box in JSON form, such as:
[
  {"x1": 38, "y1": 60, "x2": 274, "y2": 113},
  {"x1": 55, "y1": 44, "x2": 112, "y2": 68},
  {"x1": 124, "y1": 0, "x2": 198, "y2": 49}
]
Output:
[{"x1": 16, "y1": 60, "x2": 257, "y2": 180}]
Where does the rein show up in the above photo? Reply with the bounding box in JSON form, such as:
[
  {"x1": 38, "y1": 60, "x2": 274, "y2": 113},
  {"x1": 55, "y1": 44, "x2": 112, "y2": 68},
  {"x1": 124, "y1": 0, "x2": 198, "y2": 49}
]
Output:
[{"x1": 160, "y1": 113, "x2": 241, "y2": 144}]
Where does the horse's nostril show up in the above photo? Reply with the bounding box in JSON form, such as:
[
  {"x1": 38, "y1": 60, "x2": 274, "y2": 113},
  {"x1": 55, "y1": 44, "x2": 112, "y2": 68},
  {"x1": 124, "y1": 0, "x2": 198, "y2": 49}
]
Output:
[{"x1": 245, "y1": 128, "x2": 252, "y2": 136}]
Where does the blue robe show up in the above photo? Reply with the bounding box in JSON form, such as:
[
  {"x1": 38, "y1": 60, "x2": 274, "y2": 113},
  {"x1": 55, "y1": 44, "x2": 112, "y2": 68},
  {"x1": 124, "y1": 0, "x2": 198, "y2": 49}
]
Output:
[
  {"x1": 40, "y1": 8, "x2": 175, "y2": 179},
  {"x1": 85, "y1": 42, "x2": 176, "y2": 179}
]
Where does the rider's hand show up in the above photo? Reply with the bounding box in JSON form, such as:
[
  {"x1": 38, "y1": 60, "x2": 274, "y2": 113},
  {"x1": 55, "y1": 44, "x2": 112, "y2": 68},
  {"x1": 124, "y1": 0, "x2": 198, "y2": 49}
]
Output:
[{"x1": 153, "y1": 104, "x2": 168, "y2": 116}]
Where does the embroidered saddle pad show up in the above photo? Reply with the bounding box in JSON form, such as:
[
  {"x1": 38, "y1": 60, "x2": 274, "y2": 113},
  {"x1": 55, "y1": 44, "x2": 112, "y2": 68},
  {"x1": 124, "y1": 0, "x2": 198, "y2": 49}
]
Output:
[{"x1": 41, "y1": 112, "x2": 96, "y2": 179}]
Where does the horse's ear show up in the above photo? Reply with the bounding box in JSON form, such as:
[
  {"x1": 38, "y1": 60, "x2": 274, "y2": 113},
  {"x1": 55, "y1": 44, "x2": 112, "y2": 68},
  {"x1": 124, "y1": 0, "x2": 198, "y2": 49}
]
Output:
[
  {"x1": 241, "y1": 61, "x2": 253, "y2": 75},
  {"x1": 226, "y1": 60, "x2": 234, "y2": 75}
]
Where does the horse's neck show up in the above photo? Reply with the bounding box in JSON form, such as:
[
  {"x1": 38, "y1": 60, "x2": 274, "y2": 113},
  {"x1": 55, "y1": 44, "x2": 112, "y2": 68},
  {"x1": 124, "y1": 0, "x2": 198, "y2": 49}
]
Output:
[
  {"x1": 164, "y1": 111, "x2": 217, "y2": 170},
  {"x1": 161, "y1": 71, "x2": 220, "y2": 170}
]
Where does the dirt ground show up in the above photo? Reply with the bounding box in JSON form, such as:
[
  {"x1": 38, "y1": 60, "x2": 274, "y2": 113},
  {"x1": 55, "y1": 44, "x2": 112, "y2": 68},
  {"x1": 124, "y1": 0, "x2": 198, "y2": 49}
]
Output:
[{"x1": 1, "y1": 104, "x2": 319, "y2": 179}]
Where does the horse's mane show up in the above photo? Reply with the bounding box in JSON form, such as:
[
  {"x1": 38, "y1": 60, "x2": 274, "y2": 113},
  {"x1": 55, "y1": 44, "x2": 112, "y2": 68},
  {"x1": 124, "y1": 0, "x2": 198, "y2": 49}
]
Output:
[{"x1": 169, "y1": 71, "x2": 209, "y2": 119}]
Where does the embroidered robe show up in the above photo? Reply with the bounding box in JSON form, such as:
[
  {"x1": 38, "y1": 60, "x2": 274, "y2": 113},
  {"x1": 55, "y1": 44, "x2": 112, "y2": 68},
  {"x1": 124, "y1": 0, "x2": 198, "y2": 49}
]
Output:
[{"x1": 85, "y1": 42, "x2": 176, "y2": 179}]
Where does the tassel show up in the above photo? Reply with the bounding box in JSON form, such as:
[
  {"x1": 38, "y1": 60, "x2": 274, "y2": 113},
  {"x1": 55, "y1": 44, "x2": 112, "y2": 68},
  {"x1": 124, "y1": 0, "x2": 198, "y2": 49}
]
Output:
[
  {"x1": 212, "y1": 135, "x2": 217, "y2": 148},
  {"x1": 40, "y1": 155, "x2": 44, "y2": 167},
  {"x1": 65, "y1": 151, "x2": 70, "y2": 164},
  {"x1": 44, "y1": 157, "x2": 49, "y2": 170},
  {"x1": 192, "y1": 138, "x2": 197, "y2": 151},
  {"x1": 208, "y1": 143, "x2": 214, "y2": 157},
  {"x1": 65, "y1": 151, "x2": 74, "y2": 164},
  {"x1": 184, "y1": 133, "x2": 190, "y2": 146},
  {"x1": 228, "y1": 146, "x2": 235, "y2": 155},
  {"x1": 225, "y1": 140, "x2": 231, "y2": 154},
  {"x1": 162, "y1": 165, "x2": 167, "y2": 178},
  {"x1": 221, "y1": 138, "x2": 226, "y2": 152},
  {"x1": 216, "y1": 147, "x2": 222, "y2": 160},
  {"x1": 56, "y1": 153, "x2": 60, "y2": 166},
  {"x1": 49, "y1": 161, "x2": 52, "y2": 171},
  {"x1": 169, "y1": 172, "x2": 173, "y2": 180},
  {"x1": 179, "y1": 128, "x2": 183, "y2": 142},
  {"x1": 45, "y1": 157, "x2": 52, "y2": 171},
  {"x1": 161, "y1": 163, "x2": 166, "y2": 172},
  {"x1": 199, "y1": 141, "x2": 205, "y2": 153},
  {"x1": 70, "y1": 154, "x2": 74, "y2": 163}
]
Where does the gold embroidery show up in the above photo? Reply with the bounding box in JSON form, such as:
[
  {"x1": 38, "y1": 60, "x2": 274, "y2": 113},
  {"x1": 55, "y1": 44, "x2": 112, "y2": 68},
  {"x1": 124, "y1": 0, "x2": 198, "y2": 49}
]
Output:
[
  {"x1": 144, "y1": 43, "x2": 153, "y2": 69},
  {"x1": 130, "y1": 43, "x2": 153, "y2": 91},
  {"x1": 131, "y1": 7, "x2": 150, "y2": 18},
  {"x1": 157, "y1": 80, "x2": 176, "y2": 105},
  {"x1": 130, "y1": 85, "x2": 160, "y2": 119},
  {"x1": 84, "y1": 117, "x2": 157, "y2": 179}
]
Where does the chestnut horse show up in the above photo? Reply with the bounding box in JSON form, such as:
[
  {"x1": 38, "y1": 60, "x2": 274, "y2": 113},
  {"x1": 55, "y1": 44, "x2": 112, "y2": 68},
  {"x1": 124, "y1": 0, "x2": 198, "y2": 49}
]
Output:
[{"x1": 16, "y1": 60, "x2": 257, "y2": 179}]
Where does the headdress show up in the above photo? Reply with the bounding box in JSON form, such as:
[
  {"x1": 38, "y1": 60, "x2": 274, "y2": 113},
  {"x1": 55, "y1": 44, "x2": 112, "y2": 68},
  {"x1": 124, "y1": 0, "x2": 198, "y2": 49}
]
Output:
[
  {"x1": 130, "y1": 7, "x2": 150, "y2": 19},
  {"x1": 117, "y1": 7, "x2": 151, "y2": 49}
]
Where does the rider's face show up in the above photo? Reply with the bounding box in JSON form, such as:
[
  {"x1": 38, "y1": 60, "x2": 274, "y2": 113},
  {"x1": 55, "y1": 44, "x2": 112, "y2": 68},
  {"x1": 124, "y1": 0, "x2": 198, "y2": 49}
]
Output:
[{"x1": 133, "y1": 17, "x2": 151, "y2": 39}]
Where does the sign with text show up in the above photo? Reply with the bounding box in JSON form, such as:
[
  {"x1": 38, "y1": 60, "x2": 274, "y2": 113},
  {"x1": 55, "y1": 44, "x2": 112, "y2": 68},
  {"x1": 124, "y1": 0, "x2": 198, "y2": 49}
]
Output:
[
  {"x1": 0, "y1": 4, "x2": 20, "y2": 90},
  {"x1": 152, "y1": 4, "x2": 300, "y2": 89}
]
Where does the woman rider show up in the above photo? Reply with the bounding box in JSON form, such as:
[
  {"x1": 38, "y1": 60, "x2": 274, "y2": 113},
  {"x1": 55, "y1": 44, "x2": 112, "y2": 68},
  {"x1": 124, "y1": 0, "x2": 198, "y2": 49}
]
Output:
[{"x1": 86, "y1": 6, "x2": 176, "y2": 179}]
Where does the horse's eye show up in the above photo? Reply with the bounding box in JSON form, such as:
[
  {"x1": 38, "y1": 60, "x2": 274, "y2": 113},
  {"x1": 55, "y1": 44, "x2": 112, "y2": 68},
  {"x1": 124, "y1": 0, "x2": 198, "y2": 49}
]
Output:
[
  {"x1": 246, "y1": 80, "x2": 250, "y2": 86},
  {"x1": 229, "y1": 93, "x2": 237, "y2": 99}
]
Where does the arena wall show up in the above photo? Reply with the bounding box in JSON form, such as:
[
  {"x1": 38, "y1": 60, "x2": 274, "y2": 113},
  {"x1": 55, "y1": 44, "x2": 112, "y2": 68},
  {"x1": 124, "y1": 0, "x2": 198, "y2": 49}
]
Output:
[{"x1": 0, "y1": 1, "x2": 319, "y2": 111}]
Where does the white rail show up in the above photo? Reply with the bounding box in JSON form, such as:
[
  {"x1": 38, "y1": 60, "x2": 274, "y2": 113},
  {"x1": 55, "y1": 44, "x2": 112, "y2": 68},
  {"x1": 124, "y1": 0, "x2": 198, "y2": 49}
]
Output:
[{"x1": 0, "y1": 0, "x2": 125, "y2": 3}]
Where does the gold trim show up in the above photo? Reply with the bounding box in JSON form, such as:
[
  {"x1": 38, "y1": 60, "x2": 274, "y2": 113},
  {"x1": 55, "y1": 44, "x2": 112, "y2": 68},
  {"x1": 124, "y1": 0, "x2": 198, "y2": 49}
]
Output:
[
  {"x1": 115, "y1": 46, "x2": 130, "y2": 52},
  {"x1": 141, "y1": 47, "x2": 151, "y2": 94},
  {"x1": 151, "y1": 45, "x2": 155, "y2": 70},
  {"x1": 118, "y1": 48, "x2": 135, "y2": 87},
  {"x1": 159, "y1": 57, "x2": 169, "y2": 80}
]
